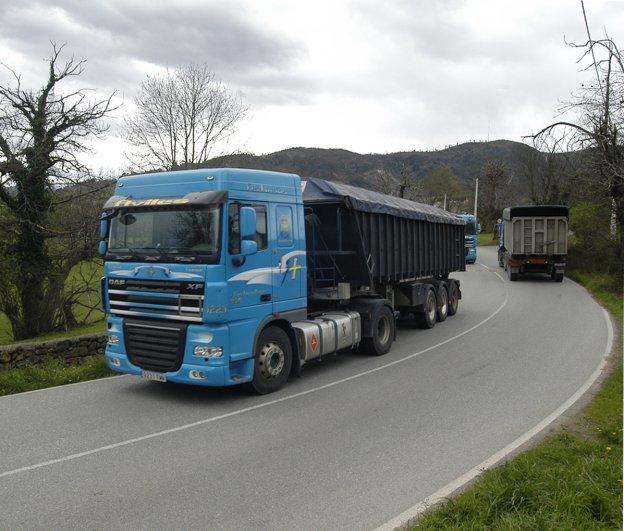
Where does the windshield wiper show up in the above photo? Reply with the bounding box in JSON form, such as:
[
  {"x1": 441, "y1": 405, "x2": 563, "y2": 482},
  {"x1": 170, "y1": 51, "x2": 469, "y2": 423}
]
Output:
[
  {"x1": 166, "y1": 247, "x2": 204, "y2": 262},
  {"x1": 109, "y1": 246, "x2": 162, "y2": 261}
]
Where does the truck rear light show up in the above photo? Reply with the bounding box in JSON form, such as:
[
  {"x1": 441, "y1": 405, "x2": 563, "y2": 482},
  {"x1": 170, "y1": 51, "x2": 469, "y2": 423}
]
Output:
[{"x1": 193, "y1": 346, "x2": 223, "y2": 358}]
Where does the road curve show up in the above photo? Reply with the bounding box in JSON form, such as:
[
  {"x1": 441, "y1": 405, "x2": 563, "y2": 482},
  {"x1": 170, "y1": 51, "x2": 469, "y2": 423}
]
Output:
[{"x1": 0, "y1": 247, "x2": 610, "y2": 530}]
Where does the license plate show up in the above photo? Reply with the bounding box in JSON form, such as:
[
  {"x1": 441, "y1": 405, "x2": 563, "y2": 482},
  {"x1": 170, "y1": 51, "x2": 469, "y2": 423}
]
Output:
[{"x1": 141, "y1": 370, "x2": 167, "y2": 382}]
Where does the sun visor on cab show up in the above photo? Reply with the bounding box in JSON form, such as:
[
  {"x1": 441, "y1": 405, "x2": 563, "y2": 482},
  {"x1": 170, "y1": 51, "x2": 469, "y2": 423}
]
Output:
[{"x1": 103, "y1": 190, "x2": 228, "y2": 210}]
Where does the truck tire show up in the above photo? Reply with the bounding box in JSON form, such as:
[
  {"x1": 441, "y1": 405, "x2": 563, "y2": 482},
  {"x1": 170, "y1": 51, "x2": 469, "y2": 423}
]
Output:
[
  {"x1": 498, "y1": 251, "x2": 504, "y2": 267},
  {"x1": 360, "y1": 304, "x2": 394, "y2": 356},
  {"x1": 250, "y1": 326, "x2": 293, "y2": 394},
  {"x1": 508, "y1": 267, "x2": 519, "y2": 281},
  {"x1": 417, "y1": 289, "x2": 437, "y2": 329},
  {"x1": 552, "y1": 272, "x2": 564, "y2": 283},
  {"x1": 436, "y1": 286, "x2": 448, "y2": 322},
  {"x1": 448, "y1": 282, "x2": 459, "y2": 316}
]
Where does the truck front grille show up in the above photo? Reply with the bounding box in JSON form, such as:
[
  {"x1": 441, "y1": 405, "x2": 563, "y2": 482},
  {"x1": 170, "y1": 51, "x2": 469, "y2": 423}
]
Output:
[
  {"x1": 124, "y1": 319, "x2": 187, "y2": 372},
  {"x1": 108, "y1": 278, "x2": 204, "y2": 322}
]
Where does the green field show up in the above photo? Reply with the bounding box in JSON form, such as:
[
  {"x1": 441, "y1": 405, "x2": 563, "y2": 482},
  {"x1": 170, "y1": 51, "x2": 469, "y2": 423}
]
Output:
[
  {"x1": 0, "y1": 260, "x2": 106, "y2": 345},
  {"x1": 415, "y1": 275, "x2": 623, "y2": 530},
  {"x1": 477, "y1": 231, "x2": 498, "y2": 246}
]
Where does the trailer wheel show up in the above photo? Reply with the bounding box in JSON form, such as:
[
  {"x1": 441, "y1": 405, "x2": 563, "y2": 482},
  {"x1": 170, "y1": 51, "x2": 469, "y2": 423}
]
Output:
[
  {"x1": 361, "y1": 305, "x2": 394, "y2": 356},
  {"x1": 436, "y1": 286, "x2": 448, "y2": 322},
  {"x1": 552, "y1": 272, "x2": 564, "y2": 283},
  {"x1": 448, "y1": 282, "x2": 459, "y2": 316},
  {"x1": 417, "y1": 289, "x2": 437, "y2": 329},
  {"x1": 249, "y1": 326, "x2": 292, "y2": 395},
  {"x1": 507, "y1": 268, "x2": 519, "y2": 281}
]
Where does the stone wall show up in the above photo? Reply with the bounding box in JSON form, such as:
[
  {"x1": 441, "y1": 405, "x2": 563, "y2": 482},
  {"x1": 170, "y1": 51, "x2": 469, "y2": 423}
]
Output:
[{"x1": 0, "y1": 332, "x2": 107, "y2": 371}]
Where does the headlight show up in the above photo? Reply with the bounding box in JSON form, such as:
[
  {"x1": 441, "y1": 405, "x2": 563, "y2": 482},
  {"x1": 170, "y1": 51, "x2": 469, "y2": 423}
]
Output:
[
  {"x1": 193, "y1": 346, "x2": 223, "y2": 358},
  {"x1": 107, "y1": 334, "x2": 120, "y2": 345}
]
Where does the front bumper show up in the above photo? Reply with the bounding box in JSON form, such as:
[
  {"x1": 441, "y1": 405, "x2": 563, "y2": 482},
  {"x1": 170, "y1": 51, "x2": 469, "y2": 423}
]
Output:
[
  {"x1": 104, "y1": 315, "x2": 255, "y2": 387},
  {"x1": 465, "y1": 247, "x2": 477, "y2": 263}
]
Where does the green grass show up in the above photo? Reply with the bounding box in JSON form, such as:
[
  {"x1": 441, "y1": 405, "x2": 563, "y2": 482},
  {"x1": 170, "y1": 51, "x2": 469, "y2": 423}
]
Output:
[
  {"x1": 415, "y1": 273, "x2": 623, "y2": 530},
  {"x1": 477, "y1": 232, "x2": 498, "y2": 246},
  {"x1": 0, "y1": 260, "x2": 105, "y2": 345},
  {"x1": 0, "y1": 356, "x2": 114, "y2": 397}
]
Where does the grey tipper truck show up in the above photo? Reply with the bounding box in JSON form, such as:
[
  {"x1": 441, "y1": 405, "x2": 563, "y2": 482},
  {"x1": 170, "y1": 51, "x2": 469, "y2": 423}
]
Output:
[{"x1": 497, "y1": 205, "x2": 569, "y2": 282}]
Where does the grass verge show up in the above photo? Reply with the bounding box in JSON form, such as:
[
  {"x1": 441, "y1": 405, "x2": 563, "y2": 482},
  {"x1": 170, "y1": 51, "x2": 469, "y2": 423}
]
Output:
[
  {"x1": 0, "y1": 356, "x2": 114, "y2": 397},
  {"x1": 414, "y1": 273, "x2": 622, "y2": 530},
  {"x1": 477, "y1": 232, "x2": 498, "y2": 246}
]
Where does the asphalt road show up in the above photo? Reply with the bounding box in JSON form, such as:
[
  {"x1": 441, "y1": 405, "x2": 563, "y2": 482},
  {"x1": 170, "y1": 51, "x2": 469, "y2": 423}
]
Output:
[{"x1": 0, "y1": 247, "x2": 610, "y2": 530}]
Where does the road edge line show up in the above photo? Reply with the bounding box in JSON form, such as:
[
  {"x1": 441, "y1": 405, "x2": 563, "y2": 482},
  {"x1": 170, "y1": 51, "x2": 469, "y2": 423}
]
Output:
[{"x1": 375, "y1": 302, "x2": 615, "y2": 531}]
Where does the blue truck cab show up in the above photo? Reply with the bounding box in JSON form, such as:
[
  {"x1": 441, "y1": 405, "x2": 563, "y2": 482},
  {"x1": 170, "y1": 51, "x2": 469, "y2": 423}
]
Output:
[
  {"x1": 99, "y1": 168, "x2": 465, "y2": 394},
  {"x1": 100, "y1": 169, "x2": 307, "y2": 392},
  {"x1": 458, "y1": 213, "x2": 480, "y2": 264}
]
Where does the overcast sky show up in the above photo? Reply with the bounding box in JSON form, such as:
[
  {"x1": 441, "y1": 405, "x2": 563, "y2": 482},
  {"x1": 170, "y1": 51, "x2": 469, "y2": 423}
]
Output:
[{"x1": 1, "y1": 0, "x2": 622, "y2": 172}]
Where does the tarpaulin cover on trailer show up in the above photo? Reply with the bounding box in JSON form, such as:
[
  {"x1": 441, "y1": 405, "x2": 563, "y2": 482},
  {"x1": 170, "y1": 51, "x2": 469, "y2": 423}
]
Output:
[
  {"x1": 302, "y1": 177, "x2": 464, "y2": 225},
  {"x1": 503, "y1": 205, "x2": 569, "y2": 220}
]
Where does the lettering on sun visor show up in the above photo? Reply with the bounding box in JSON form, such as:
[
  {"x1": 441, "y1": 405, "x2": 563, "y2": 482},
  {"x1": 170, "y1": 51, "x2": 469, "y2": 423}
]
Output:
[{"x1": 111, "y1": 198, "x2": 190, "y2": 208}]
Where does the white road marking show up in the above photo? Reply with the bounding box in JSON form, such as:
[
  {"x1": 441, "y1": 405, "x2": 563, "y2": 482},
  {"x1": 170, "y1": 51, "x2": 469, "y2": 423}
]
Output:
[
  {"x1": 376, "y1": 302, "x2": 615, "y2": 531},
  {"x1": 0, "y1": 271, "x2": 509, "y2": 480}
]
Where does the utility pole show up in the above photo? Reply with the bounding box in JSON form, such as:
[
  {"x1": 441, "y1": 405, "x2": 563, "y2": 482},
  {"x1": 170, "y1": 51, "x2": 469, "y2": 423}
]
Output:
[
  {"x1": 443, "y1": 194, "x2": 447, "y2": 210},
  {"x1": 473, "y1": 178, "x2": 479, "y2": 218}
]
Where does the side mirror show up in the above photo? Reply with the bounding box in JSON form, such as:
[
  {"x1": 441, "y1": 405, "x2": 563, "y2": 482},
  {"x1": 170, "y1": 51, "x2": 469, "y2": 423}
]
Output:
[
  {"x1": 239, "y1": 206, "x2": 257, "y2": 239},
  {"x1": 99, "y1": 217, "x2": 109, "y2": 239},
  {"x1": 477, "y1": 223, "x2": 482, "y2": 233},
  {"x1": 98, "y1": 240, "x2": 108, "y2": 256},
  {"x1": 241, "y1": 239, "x2": 257, "y2": 256}
]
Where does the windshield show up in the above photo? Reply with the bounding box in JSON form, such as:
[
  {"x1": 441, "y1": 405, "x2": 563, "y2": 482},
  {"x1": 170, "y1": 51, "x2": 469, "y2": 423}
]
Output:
[
  {"x1": 465, "y1": 221, "x2": 476, "y2": 235},
  {"x1": 108, "y1": 206, "x2": 221, "y2": 262}
]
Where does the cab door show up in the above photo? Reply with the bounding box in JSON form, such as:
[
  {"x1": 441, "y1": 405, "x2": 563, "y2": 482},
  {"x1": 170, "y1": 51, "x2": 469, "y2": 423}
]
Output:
[
  {"x1": 271, "y1": 203, "x2": 306, "y2": 312},
  {"x1": 226, "y1": 202, "x2": 273, "y2": 312}
]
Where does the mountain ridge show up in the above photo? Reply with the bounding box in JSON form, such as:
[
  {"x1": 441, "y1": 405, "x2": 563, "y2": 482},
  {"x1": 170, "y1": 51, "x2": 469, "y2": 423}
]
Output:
[{"x1": 204, "y1": 139, "x2": 535, "y2": 188}]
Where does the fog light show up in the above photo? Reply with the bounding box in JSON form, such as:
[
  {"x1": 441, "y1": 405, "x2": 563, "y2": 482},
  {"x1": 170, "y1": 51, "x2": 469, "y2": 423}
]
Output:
[
  {"x1": 189, "y1": 370, "x2": 206, "y2": 379},
  {"x1": 110, "y1": 357, "x2": 121, "y2": 367},
  {"x1": 193, "y1": 346, "x2": 223, "y2": 358},
  {"x1": 107, "y1": 334, "x2": 120, "y2": 345}
]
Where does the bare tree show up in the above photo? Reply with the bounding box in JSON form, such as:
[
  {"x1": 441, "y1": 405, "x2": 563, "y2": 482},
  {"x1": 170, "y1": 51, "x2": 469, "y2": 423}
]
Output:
[
  {"x1": 521, "y1": 138, "x2": 573, "y2": 206},
  {"x1": 125, "y1": 64, "x2": 247, "y2": 171},
  {"x1": 374, "y1": 165, "x2": 423, "y2": 201},
  {"x1": 480, "y1": 161, "x2": 507, "y2": 230},
  {"x1": 375, "y1": 168, "x2": 396, "y2": 195},
  {"x1": 0, "y1": 44, "x2": 116, "y2": 339},
  {"x1": 525, "y1": 8, "x2": 623, "y2": 256}
]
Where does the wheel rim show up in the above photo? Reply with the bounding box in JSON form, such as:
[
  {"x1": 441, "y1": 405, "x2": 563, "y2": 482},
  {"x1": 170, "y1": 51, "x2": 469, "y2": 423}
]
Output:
[
  {"x1": 258, "y1": 341, "x2": 285, "y2": 378},
  {"x1": 439, "y1": 290, "x2": 448, "y2": 318},
  {"x1": 427, "y1": 294, "x2": 436, "y2": 322},
  {"x1": 377, "y1": 315, "x2": 391, "y2": 345}
]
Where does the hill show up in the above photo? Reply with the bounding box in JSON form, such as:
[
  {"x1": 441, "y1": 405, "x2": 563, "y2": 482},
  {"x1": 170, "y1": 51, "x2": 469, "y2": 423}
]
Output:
[{"x1": 204, "y1": 139, "x2": 536, "y2": 188}]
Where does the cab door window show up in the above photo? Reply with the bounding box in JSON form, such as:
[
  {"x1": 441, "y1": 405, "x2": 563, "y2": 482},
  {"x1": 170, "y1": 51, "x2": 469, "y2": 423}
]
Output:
[{"x1": 228, "y1": 203, "x2": 268, "y2": 254}]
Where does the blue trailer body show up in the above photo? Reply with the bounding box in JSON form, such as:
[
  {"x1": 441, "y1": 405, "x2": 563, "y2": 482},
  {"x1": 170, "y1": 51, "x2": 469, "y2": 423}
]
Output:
[
  {"x1": 459, "y1": 213, "x2": 478, "y2": 263},
  {"x1": 100, "y1": 168, "x2": 465, "y2": 393}
]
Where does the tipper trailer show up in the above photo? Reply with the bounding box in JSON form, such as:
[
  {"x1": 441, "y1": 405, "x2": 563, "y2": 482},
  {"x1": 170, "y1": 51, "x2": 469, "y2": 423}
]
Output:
[
  {"x1": 497, "y1": 205, "x2": 569, "y2": 282},
  {"x1": 99, "y1": 169, "x2": 465, "y2": 394}
]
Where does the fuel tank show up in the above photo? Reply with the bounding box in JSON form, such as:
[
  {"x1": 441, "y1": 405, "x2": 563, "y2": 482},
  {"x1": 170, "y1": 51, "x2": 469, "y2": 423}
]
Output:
[{"x1": 291, "y1": 311, "x2": 361, "y2": 362}]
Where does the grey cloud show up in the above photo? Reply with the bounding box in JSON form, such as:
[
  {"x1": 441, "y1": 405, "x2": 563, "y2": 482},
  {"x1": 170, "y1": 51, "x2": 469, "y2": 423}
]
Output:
[{"x1": 0, "y1": 0, "x2": 309, "y2": 99}]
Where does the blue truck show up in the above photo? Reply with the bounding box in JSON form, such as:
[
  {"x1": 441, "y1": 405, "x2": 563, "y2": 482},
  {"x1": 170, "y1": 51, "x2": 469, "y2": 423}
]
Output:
[
  {"x1": 458, "y1": 213, "x2": 480, "y2": 264},
  {"x1": 99, "y1": 169, "x2": 465, "y2": 394}
]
